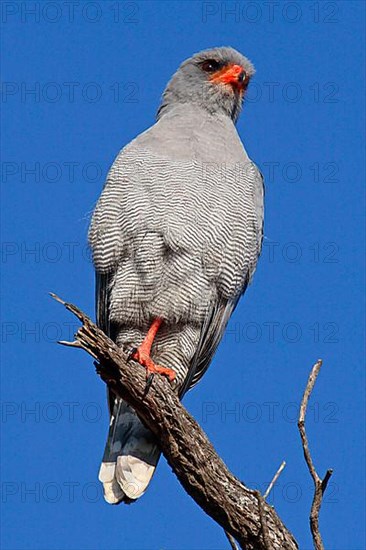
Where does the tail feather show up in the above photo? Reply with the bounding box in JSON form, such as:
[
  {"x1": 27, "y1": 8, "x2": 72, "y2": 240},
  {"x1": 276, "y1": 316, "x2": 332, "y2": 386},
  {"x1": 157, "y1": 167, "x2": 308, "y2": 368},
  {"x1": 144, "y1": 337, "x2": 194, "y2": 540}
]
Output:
[{"x1": 99, "y1": 398, "x2": 160, "y2": 504}]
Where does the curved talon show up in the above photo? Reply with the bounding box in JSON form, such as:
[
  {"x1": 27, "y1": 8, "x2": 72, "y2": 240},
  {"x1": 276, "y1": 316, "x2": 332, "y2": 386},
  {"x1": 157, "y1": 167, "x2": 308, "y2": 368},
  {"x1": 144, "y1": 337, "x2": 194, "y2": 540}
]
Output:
[
  {"x1": 143, "y1": 373, "x2": 155, "y2": 397},
  {"x1": 127, "y1": 347, "x2": 137, "y2": 361}
]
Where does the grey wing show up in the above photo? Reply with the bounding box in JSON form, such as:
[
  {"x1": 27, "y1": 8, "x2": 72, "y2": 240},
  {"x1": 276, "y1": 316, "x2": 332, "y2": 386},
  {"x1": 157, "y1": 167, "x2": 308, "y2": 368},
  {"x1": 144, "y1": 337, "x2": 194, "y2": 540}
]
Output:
[
  {"x1": 252, "y1": 164, "x2": 265, "y2": 258},
  {"x1": 95, "y1": 272, "x2": 118, "y2": 415},
  {"x1": 96, "y1": 272, "x2": 111, "y2": 337},
  {"x1": 179, "y1": 164, "x2": 264, "y2": 398},
  {"x1": 178, "y1": 292, "x2": 242, "y2": 398}
]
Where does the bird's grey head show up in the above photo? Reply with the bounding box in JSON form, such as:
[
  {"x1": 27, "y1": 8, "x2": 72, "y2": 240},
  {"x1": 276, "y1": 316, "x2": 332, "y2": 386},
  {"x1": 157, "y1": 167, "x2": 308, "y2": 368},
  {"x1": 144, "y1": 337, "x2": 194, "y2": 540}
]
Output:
[{"x1": 157, "y1": 47, "x2": 255, "y2": 123}]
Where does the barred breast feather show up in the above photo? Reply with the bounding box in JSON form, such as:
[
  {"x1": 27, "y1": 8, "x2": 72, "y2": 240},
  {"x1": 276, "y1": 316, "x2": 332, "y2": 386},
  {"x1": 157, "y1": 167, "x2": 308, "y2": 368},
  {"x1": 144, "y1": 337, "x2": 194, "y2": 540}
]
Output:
[{"x1": 89, "y1": 105, "x2": 264, "y2": 384}]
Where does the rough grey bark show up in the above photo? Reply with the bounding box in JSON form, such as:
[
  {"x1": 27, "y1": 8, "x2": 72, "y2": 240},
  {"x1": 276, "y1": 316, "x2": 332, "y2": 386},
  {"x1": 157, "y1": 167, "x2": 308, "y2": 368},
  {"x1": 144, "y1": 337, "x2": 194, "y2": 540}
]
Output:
[{"x1": 53, "y1": 293, "x2": 298, "y2": 550}]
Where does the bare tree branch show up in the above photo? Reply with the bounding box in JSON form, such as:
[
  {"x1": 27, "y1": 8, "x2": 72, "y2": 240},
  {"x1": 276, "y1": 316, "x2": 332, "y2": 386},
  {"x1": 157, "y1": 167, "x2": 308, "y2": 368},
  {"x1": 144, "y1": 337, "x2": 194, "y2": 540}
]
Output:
[
  {"x1": 264, "y1": 461, "x2": 286, "y2": 500},
  {"x1": 224, "y1": 530, "x2": 239, "y2": 550},
  {"x1": 51, "y1": 293, "x2": 298, "y2": 550},
  {"x1": 298, "y1": 359, "x2": 333, "y2": 550}
]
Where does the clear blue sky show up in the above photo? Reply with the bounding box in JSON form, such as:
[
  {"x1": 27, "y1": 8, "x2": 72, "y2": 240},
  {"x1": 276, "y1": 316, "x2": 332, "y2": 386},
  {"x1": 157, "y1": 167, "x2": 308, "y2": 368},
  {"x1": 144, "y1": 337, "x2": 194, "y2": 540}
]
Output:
[{"x1": 1, "y1": 1, "x2": 365, "y2": 549}]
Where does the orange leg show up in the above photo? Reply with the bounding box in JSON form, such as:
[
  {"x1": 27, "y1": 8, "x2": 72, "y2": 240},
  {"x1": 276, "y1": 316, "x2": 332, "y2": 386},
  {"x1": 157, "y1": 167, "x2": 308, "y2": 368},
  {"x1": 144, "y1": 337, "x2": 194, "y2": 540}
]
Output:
[{"x1": 132, "y1": 318, "x2": 176, "y2": 382}]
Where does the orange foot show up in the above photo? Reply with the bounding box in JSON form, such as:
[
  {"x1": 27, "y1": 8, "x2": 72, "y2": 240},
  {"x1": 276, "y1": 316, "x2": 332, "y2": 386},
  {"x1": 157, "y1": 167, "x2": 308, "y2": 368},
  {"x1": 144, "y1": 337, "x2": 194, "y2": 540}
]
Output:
[
  {"x1": 132, "y1": 348, "x2": 176, "y2": 383},
  {"x1": 129, "y1": 317, "x2": 176, "y2": 383}
]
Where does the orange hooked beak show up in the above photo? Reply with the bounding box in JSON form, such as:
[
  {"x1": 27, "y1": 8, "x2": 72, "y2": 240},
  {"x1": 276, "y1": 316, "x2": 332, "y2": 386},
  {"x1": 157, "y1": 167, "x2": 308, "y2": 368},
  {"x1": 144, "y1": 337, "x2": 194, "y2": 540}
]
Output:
[{"x1": 210, "y1": 64, "x2": 247, "y2": 90}]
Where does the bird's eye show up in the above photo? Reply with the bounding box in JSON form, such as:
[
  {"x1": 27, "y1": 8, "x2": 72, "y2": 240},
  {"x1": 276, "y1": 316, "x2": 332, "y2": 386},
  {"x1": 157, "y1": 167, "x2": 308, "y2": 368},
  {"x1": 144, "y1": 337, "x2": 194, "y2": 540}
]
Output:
[
  {"x1": 201, "y1": 59, "x2": 221, "y2": 73},
  {"x1": 238, "y1": 71, "x2": 247, "y2": 84}
]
